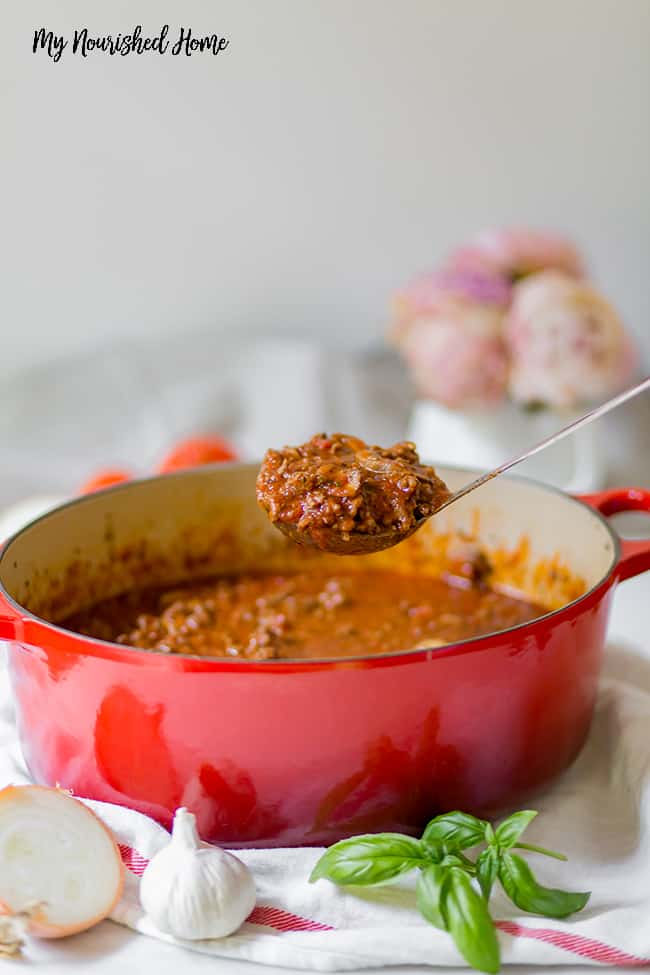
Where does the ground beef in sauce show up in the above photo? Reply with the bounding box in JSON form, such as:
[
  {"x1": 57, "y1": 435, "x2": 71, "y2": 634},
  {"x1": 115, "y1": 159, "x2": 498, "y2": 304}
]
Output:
[
  {"x1": 256, "y1": 434, "x2": 451, "y2": 546},
  {"x1": 63, "y1": 569, "x2": 547, "y2": 660}
]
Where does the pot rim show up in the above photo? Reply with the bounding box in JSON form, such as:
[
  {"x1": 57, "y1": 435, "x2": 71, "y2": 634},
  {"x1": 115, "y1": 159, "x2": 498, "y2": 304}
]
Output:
[{"x1": 0, "y1": 462, "x2": 621, "y2": 669}]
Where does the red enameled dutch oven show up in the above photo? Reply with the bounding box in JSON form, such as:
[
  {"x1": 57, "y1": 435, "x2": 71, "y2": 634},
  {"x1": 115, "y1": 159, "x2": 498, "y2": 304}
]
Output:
[{"x1": 0, "y1": 464, "x2": 649, "y2": 848}]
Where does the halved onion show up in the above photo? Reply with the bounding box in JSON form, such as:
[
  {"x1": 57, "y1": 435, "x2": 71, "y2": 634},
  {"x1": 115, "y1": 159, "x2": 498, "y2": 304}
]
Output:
[{"x1": 0, "y1": 786, "x2": 124, "y2": 938}]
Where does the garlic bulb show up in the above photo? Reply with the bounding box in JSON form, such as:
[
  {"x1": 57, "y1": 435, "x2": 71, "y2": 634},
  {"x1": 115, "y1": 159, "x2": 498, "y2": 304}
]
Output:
[{"x1": 140, "y1": 807, "x2": 256, "y2": 940}]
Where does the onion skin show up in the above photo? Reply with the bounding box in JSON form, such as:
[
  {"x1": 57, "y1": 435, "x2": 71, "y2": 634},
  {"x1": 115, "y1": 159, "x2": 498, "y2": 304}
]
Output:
[{"x1": 0, "y1": 786, "x2": 124, "y2": 939}]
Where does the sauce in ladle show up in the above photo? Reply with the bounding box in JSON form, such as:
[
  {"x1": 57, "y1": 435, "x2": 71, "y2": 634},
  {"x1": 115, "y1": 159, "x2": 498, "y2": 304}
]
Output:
[{"x1": 256, "y1": 433, "x2": 451, "y2": 555}]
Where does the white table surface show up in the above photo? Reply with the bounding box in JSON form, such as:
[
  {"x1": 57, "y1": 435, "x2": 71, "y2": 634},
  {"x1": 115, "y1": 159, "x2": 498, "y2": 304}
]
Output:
[{"x1": 10, "y1": 531, "x2": 650, "y2": 974}]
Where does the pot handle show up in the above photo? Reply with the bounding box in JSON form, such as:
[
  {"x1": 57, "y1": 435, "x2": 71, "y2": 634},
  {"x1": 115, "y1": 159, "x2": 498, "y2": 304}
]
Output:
[
  {"x1": 0, "y1": 615, "x2": 18, "y2": 641},
  {"x1": 578, "y1": 488, "x2": 650, "y2": 582},
  {"x1": 0, "y1": 596, "x2": 24, "y2": 641}
]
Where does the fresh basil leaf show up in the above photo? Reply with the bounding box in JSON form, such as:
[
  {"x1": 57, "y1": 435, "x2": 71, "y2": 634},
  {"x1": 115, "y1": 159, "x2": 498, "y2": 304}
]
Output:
[
  {"x1": 498, "y1": 852, "x2": 590, "y2": 918},
  {"x1": 513, "y1": 842, "x2": 567, "y2": 862},
  {"x1": 476, "y1": 847, "x2": 499, "y2": 901},
  {"x1": 484, "y1": 822, "x2": 495, "y2": 844},
  {"x1": 442, "y1": 867, "x2": 500, "y2": 974},
  {"x1": 422, "y1": 812, "x2": 487, "y2": 855},
  {"x1": 309, "y1": 834, "x2": 425, "y2": 886},
  {"x1": 494, "y1": 810, "x2": 537, "y2": 849},
  {"x1": 441, "y1": 852, "x2": 473, "y2": 871},
  {"x1": 416, "y1": 864, "x2": 448, "y2": 930}
]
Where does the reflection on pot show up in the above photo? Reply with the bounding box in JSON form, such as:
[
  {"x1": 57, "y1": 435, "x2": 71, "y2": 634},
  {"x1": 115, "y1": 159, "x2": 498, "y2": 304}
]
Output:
[
  {"x1": 182, "y1": 761, "x2": 288, "y2": 844},
  {"x1": 310, "y1": 707, "x2": 464, "y2": 838},
  {"x1": 45, "y1": 647, "x2": 82, "y2": 684},
  {"x1": 94, "y1": 686, "x2": 181, "y2": 812}
]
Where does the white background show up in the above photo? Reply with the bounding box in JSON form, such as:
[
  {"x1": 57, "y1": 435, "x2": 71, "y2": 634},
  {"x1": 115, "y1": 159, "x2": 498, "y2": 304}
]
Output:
[{"x1": 2, "y1": 0, "x2": 649, "y2": 376}]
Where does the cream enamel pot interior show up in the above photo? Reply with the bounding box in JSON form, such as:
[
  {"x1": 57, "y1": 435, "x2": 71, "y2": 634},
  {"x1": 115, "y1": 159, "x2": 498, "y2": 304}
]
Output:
[{"x1": 0, "y1": 464, "x2": 648, "y2": 847}]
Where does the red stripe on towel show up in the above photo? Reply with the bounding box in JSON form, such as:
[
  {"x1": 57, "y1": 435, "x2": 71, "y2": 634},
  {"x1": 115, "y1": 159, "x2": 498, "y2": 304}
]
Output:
[
  {"x1": 496, "y1": 920, "x2": 650, "y2": 967},
  {"x1": 247, "y1": 906, "x2": 334, "y2": 932},
  {"x1": 118, "y1": 843, "x2": 149, "y2": 877}
]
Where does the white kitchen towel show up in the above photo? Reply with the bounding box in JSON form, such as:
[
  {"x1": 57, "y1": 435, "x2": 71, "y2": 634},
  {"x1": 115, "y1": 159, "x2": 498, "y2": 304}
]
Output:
[{"x1": 0, "y1": 650, "x2": 649, "y2": 969}]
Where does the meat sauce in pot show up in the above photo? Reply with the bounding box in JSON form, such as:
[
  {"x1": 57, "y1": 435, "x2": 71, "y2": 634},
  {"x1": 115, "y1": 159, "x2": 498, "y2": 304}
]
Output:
[{"x1": 64, "y1": 566, "x2": 547, "y2": 661}]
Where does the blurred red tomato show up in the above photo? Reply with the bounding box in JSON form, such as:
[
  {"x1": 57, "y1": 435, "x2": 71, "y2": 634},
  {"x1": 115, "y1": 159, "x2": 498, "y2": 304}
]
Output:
[
  {"x1": 157, "y1": 436, "x2": 238, "y2": 473},
  {"x1": 79, "y1": 469, "x2": 132, "y2": 494}
]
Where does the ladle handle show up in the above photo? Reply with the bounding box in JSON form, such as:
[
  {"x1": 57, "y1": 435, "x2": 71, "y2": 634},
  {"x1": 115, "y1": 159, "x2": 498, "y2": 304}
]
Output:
[{"x1": 442, "y1": 376, "x2": 650, "y2": 509}]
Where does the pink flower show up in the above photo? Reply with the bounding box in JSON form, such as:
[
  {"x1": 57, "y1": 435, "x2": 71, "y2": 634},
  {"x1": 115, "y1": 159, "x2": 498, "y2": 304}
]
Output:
[
  {"x1": 449, "y1": 228, "x2": 585, "y2": 282},
  {"x1": 391, "y1": 266, "x2": 511, "y2": 343},
  {"x1": 396, "y1": 302, "x2": 509, "y2": 409},
  {"x1": 505, "y1": 271, "x2": 637, "y2": 408}
]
